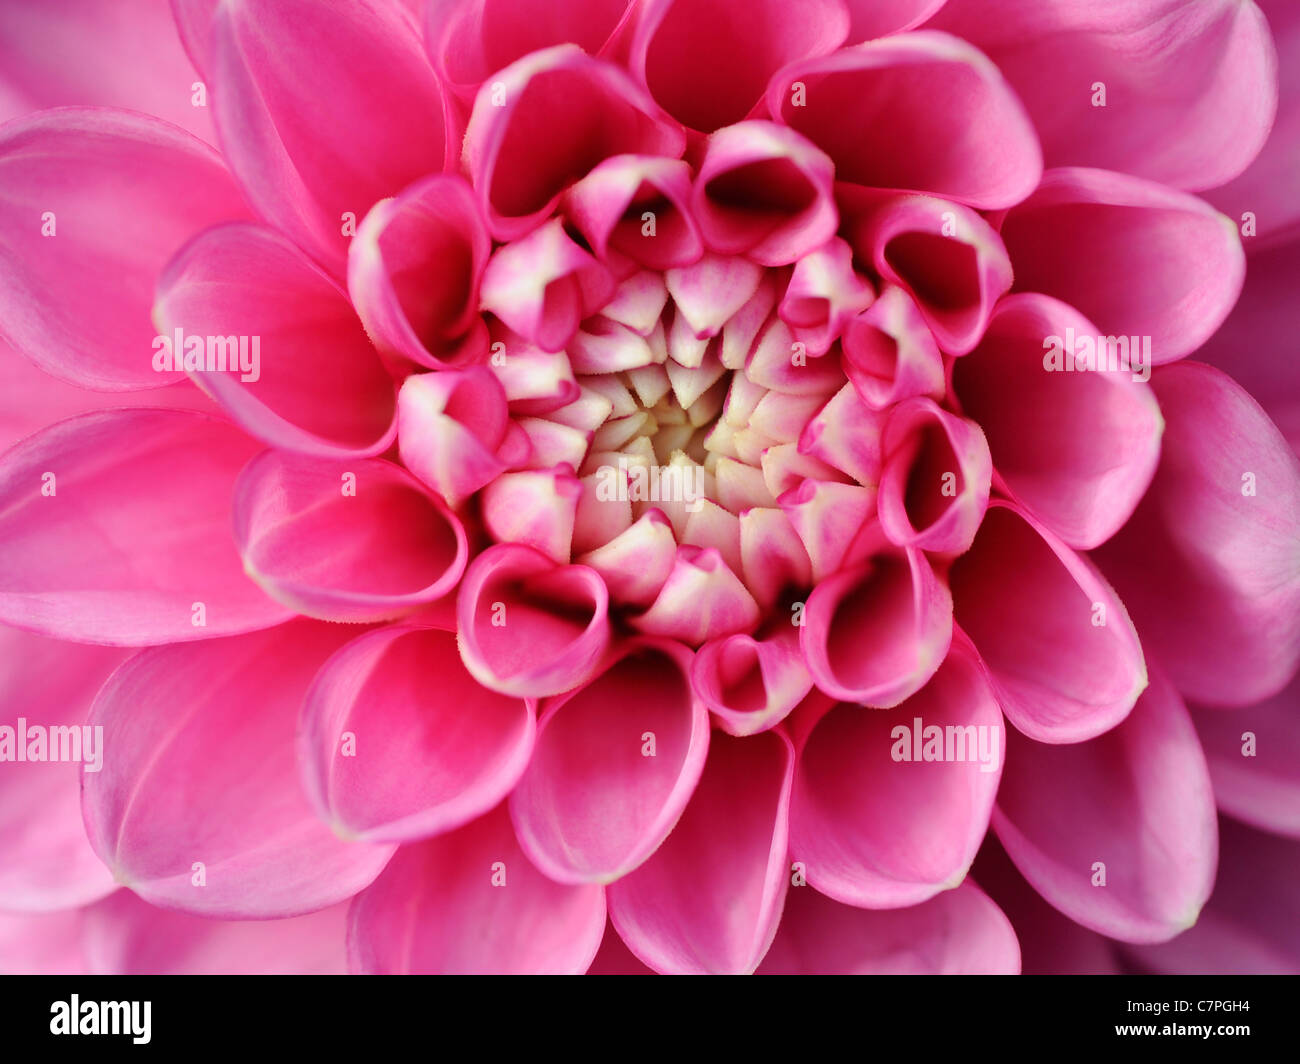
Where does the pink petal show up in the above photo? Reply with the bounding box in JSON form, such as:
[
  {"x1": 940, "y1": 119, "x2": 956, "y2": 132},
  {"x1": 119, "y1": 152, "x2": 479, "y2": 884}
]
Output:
[
  {"x1": 950, "y1": 502, "x2": 1146, "y2": 742},
  {"x1": 780, "y1": 478, "x2": 879, "y2": 581},
  {"x1": 1094, "y1": 362, "x2": 1300, "y2": 706},
  {"x1": 631, "y1": 546, "x2": 761, "y2": 644},
  {"x1": 843, "y1": 0, "x2": 949, "y2": 42},
  {"x1": 630, "y1": 0, "x2": 849, "y2": 133},
  {"x1": 155, "y1": 222, "x2": 396, "y2": 458},
  {"x1": 931, "y1": 0, "x2": 1277, "y2": 191},
  {"x1": 953, "y1": 293, "x2": 1163, "y2": 549},
  {"x1": 0, "y1": 0, "x2": 213, "y2": 142},
  {"x1": 198, "y1": 0, "x2": 449, "y2": 271},
  {"x1": 846, "y1": 192, "x2": 1012, "y2": 355},
  {"x1": 84, "y1": 891, "x2": 349, "y2": 974},
  {"x1": 692, "y1": 626, "x2": 813, "y2": 737},
  {"x1": 509, "y1": 638, "x2": 710, "y2": 883},
  {"x1": 877, "y1": 397, "x2": 990, "y2": 555},
  {"x1": 232, "y1": 451, "x2": 467, "y2": 623},
  {"x1": 347, "y1": 174, "x2": 490, "y2": 370},
  {"x1": 481, "y1": 466, "x2": 582, "y2": 564},
  {"x1": 841, "y1": 285, "x2": 945, "y2": 410},
  {"x1": 992, "y1": 665, "x2": 1218, "y2": 944},
  {"x1": 790, "y1": 633, "x2": 1003, "y2": 907},
  {"x1": 349, "y1": 805, "x2": 605, "y2": 974},
  {"x1": 607, "y1": 729, "x2": 794, "y2": 974},
  {"x1": 0, "y1": 108, "x2": 249, "y2": 389},
  {"x1": 82, "y1": 621, "x2": 397, "y2": 917},
  {"x1": 757, "y1": 880, "x2": 1020, "y2": 974},
  {"x1": 0, "y1": 907, "x2": 87, "y2": 974},
  {"x1": 779, "y1": 237, "x2": 875, "y2": 355},
  {"x1": 770, "y1": 31, "x2": 1042, "y2": 209},
  {"x1": 456, "y1": 543, "x2": 611, "y2": 698},
  {"x1": 463, "y1": 44, "x2": 685, "y2": 241},
  {"x1": 586, "y1": 919, "x2": 656, "y2": 974},
  {"x1": 801, "y1": 525, "x2": 953, "y2": 707},
  {"x1": 999, "y1": 167, "x2": 1246, "y2": 364},
  {"x1": 0, "y1": 626, "x2": 126, "y2": 910},
  {"x1": 692, "y1": 121, "x2": 837, "y2": 266},
  {"x1": 576, "y1": 509, "x2": 678, "y2": 609},
  {"x1": 299, "y1": 624, "x2": 535, "y2": 844},
  {"x1": 0, "y1": 409, "x2": 291, "y2": 644}
]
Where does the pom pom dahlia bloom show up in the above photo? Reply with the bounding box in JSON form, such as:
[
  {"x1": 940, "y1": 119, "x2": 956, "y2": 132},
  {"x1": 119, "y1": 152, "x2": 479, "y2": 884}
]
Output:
[{"x1": 0, "y1": 0, "x2": 1297, "y2": 976}]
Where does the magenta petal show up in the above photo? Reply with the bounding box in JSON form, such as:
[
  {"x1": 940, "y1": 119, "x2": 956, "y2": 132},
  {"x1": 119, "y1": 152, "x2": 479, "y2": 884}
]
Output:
[
  {"x1": 0, "y1": 109, "x2": 249, "y2": 389},
  {"x1": 84, "y1": 891, "x2": 349, "y2": 975},
  {"x1": 82, "y1": 621, "x2": 397, "y2": 917},
  {"x1": 456, "y1": 543, "x2": 611, "y2": 698},
  {"x1": 843, "y1": 0, "x2": 949, "y2": 42},
  {"x1": 954, "y1": 293, "x2": 1164, "y2": 549},
  {"x1": 463, "y1": 45, "x2": 685, "y2": 241},
  {"x1": 200, "y1": 0, "x2": 448, "y2": 271},
  {"x1": 348, "y1": 174, "x2": 490, "y2": 370},
  {"x1": 631, "y1": 546, "x2": 761, "y2": 644},
  {"x1": 1094, "y1": 362, "x2": 1300, "y2": 706},
  {"x1": 791, "y1": 635, "x2": 1003, "y2": 907},
  {"x1": 993, "y1": 666, "x2": 1217, "y2": 944},
  {"x1": 0, "y1": 627, "x2": 127, "y2": 910},
  {"x1": 771, "y1": 32, "x2": 1042, "y2": 209},
  {"x1": 951, "y1": 502, "x2": 1146, "y2": 742},
  {"x1": 1189, "y1": 670, "x2": 1300, "y2": 839},
  {"x1": 757, "y1": 880, "x2": 1020, "y2": 974},
  {"x1": 842, "y1": 285, "x2": 945, "y2": 410},
  {"x1": 931, "y1": 0, "x2": 1276, "y2": 191},
  {"x1": 1000, "y1": 168, "x2": 1245, "y2": 364},
  {"x1": 586, "y1": 919, "x2": 656, "y2": 974},
  {"x1": 155, "y1": 222, "x2": 396, "y2": 458},
  {"x1": 692, "y1": 626, "x2": 813, "y2": 737},
  {"x1": 607, "y1": 729, "x2": 793, "y2": 974},
  {"x1": 349, "y1": 805, "x2": 605, "y2": 974},
  {"x1": 801, "y1": 527, "x2": 953, "y2": 708},
  {"x1": 299, "y1": 624, "x2": 535, "y2": 844},
  {"x1": 509, "y1": 638, "x2": 710, "y2": 883},
  {"x1": 0, "y1": 409, "x2": 291, "y2": 644},
  {"x1": 233, "y1": 451, "x2": 467, "y2": 623}
]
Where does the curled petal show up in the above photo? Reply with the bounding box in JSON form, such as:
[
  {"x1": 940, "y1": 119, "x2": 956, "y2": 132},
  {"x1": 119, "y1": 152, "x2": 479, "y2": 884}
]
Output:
[
  {"x1": 1095, "y1": 362, "x2": 1300, "y2": 706},
  {"x1": 781, "y1": 479, "x2": 880, "y2": 583},
  {"x1": 156, "y1": 222, "x2": 397, "y2": 458},
  {"x1": 299, "y1": 625, "x2": 536, "y2": 844},
  {"x1": 692, "y1": 121, "x2": 838, "y2": 266},
  {"x1": 993, "y1": 666, "x2": 1217, "y2": 944},
  {"x1": 509, "y1": 638, "x2": 710, "y2": 883},
  {"x1": 797, "y1": 385, "x2": 884, "y2": 487},
  {"x1": 757, "y1": 880, "x2": 1020, "y2": 974},
  {"x1": 82, "y1": 621, "x2": 397, "y2": 917},
  {"x1": 631, "y1": 546, "x2": 761, "y2": 644},
  {"x1": 664, "y1": 253, "x2": 763, "y2": 339},
  {"x1": 999, "y1": 167, "x2": 1245, "y2": 364},
  {"x1": 463, "y1": 44, "x2": 685, "y2": 241},
  {"x1": 607, "y1": 729, "x2": 794, "y2": 974},
  {"x1": 456, "y1": 543, "x2": 611, "y2": 698},
  {"x1": 842, "y1": 285, "x2": 945, "y2": 410},
  {"x1": 779, "y1": 237, "x2": 875, "y2": 355},
  {"x1": 481, "y1": 465, "x2": 582, "y2": 564},
  {"x1": 791, "y1": 634, "x2": 1003, "y2": 907},
  {"x1": 953, "y1": 293, "x2": 1163, "y2": 549},
  {"x1": 349, "y1": 804, "x2": 606, "y2": 974},
  {"x1": 0, "y1": 109, "x2": 249, "y2": 389},
  {"x1": 347, "y1": 174, "x2": 490, "y2": 370},
  {"x1": 232, "y1": 451, "x2": 467, "y2": 623},
  {"x1": 951, "y1": 502, "x2": 1146, "y2": 742},
  {"x1": 692, "y1": 625, "x2": 813, "y2": 736},
  {"x1": 0, "y1": 410, "x2": 291, "y2": 644},
  {"x1": 576, "y1": 510, "x2": 677, "y2": 608},
  {"x1": 770, "y1": 31, "x2": 1042, "y2": 209},
  {"x1": 738, "y1": 506, "x2": 814, "y2": 611}
]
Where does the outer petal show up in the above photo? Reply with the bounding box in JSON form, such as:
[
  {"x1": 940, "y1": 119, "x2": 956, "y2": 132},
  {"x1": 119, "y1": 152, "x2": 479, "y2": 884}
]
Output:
[
  {"x1": 790, "y1": 634, "x2": 1003, "y2": 908},
  {"x1": 757, "y1": 880, "x2": 1020, "y2": 974},
  {"x1": 82, "y1": 621, "x2": 398, "y2": 918},
  {"x1": 0, "y1": 908, "x2": 87, "y2": 974},
  {"x1": 509, "y1": 638, "x2": 710, "y2": 883},
  {"x1": 348, "y1": 804, "x2": 606, "y2": 974},
  {"x1": 1094, "y1": 363, "x2": 1300, "y2": 706},
  {"x1": 950, "y1": 502, "x2": 1147, "y2": 742},
  {"x1": 0, "y1": 409, "x2": 291, "y2": 644},
  {"x1": 843, "y1": 0, "x2": 949, "y2": 42},
  {"x1": 233, "y1": 452, "x2": 467, "y2": 623},
  {"x1": 0, "y1": 109, "x2": 250, "y2": 389},
  {"x1": 992, "y1": 665, "x2": 1217, "y2": 944},
  {"x1": 770, "y1": 32, "x2": 1042, "y2": 209},
  {"x1": 954, "y1": 292, "x2": 1163, "y2": 548},
  {"x1": 0, "y1": 627, "x2": 127, "y2": 910},
  {"x1": 607, "y1": 729, "x2": 794, "y2": 974},
  {"x1": 84, "y1": 892, "x2": 349, "y2": 975},
  {"x1": 155, "y1": 222, "x2": 397, "y2": 458},
  {"x1": 999, "y1": 167, "x2": 1245, "y2": 364},
  {"x1": 194, "y1": 0, "x2": 449, "y2": 272},
  {"x1": 299, "y1": 624, "x2": 536, "y2": 844},
  {"x1": 931, "y1": 0, "x2": 1277, "y2": 191}
]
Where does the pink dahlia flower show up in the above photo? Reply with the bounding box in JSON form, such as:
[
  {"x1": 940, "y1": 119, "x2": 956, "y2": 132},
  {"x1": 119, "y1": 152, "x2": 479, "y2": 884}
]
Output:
[{"x1": 0, "y1": 0, "x2": 1296, "y2": 976}]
